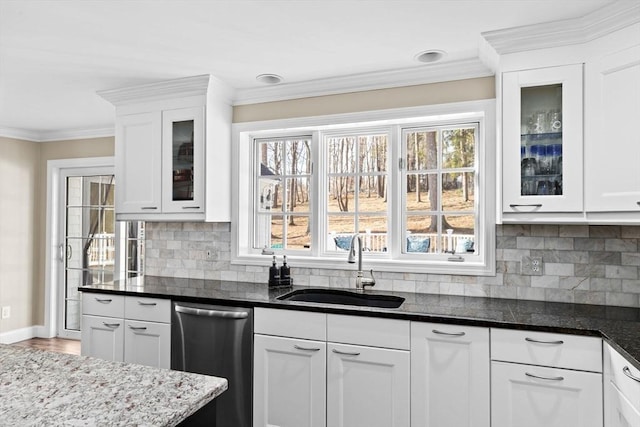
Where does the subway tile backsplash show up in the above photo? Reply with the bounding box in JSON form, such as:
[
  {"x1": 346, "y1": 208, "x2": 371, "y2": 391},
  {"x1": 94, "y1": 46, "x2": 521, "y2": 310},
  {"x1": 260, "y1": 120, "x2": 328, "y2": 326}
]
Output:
[{"x1": 144, "y1": 223, "x2": 640, "y2": 308}]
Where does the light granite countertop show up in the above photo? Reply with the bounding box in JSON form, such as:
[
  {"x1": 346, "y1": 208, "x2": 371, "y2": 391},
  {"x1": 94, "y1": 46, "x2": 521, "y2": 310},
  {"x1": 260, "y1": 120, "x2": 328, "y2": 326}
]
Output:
[{"x1": 0, "y1": 344, "x2": 227, "y2": 426}]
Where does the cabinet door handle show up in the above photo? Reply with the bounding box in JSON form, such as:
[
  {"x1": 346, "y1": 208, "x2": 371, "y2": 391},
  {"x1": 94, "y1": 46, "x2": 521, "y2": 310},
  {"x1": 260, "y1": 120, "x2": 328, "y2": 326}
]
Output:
[
  {"x1": 432, "y1": 329, "x2": 466, "y2": 337},
  {"x1": 623, "y1": 366, "x2": 640, "y2": 383},
  {"x1": 137, "y1": 301, "x2": 157, "y2": 306},
  {"x1": 294, "y1": 345, "x2": 321, "y2": 352},
  {"x1": 141, "y1": 206, "x2": 158, "y2": 210},
  {"x1": 95, "y1": 298, "x2": 112, "y2": 304},
  {"x1": 525, "y1": 372, "x2": 564, "y2": 381},
  {"x1": 509, "y1": 204, "x2": 543, "y2": 208},
  {"x1": 637, "y1": 201, "x2": 640, "y2": 207},
  {"x1": 102, "y1": 322, "x2": 120, "y2": 328},
  {"x1": 332, "y1": 349, "x2": 360, "y2": 356},
  {"x1": 525, "y1": 337, "x2": 564, "y2": 345},
  {"x1": 128, "y1": 325, "x2": 148, "y2": 331},
  {"x1": 182, "y1": 206, "x2": 201, "y2": 209}
]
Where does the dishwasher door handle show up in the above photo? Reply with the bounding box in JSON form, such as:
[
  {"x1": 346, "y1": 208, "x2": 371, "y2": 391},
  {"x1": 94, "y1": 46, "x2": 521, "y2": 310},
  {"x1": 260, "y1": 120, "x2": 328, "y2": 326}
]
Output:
[{"x1": 174, "y1": 304, "x2": 250, "y2": 319}]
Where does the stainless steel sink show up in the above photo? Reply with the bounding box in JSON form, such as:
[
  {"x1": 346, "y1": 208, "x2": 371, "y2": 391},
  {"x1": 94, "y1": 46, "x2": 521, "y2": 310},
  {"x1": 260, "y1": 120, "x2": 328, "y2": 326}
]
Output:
[{"x1": 277, "y1": 288, "x2": 405, "y2": 309}]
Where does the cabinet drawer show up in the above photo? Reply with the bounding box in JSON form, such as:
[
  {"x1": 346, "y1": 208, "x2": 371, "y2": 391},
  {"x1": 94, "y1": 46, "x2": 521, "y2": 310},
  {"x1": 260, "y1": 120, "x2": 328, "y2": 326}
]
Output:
[
  {"x1": 491, "y1": 328, "x2": 602, "y2": 372},
  {"x1": 328, "y1": 314, "x2": 410, "y2": 350},
  {"x1": 82, "y1": 293, "x2": 125, "y2": 318},
  {"x1": 255, "y1": 308, "x2": 326, "y2": 341},
  {"x1": 124, "y1": 296, "x2": 171, "y2": 323},
  {"x1": 605, "y1": 343, "x2": 640, "y2": 408}
]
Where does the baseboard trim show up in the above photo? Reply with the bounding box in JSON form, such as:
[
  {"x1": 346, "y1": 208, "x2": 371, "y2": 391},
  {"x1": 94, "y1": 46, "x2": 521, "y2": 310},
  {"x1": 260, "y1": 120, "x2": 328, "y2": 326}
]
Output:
[{"x1": 0, "y1": 325, "x2": 50, "y2": 344}]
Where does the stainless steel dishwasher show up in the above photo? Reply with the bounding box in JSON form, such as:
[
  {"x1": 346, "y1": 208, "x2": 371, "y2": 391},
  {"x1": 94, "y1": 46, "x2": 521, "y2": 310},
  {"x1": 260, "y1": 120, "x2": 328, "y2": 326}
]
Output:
[{"x1": 171, "y1": 302, "x2": 253, "y2": 427}]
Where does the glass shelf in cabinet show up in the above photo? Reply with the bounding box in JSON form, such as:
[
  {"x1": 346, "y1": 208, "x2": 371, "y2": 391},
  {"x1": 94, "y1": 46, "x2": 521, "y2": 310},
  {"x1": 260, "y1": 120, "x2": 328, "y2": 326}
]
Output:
[{"x1": 520, "y1": 132, "x2": 562, "y2": 141}]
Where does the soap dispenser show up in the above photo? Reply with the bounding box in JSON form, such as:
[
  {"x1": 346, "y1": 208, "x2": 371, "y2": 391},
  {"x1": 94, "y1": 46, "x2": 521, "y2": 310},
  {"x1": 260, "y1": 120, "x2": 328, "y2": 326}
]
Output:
[{"x1": 268, "y1": 256, "x2": 280, "y2": 286}]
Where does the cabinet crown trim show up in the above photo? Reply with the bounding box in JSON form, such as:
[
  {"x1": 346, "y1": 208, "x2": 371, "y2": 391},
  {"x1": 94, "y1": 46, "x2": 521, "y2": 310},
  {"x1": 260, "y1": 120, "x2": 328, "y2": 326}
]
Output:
[
  {"x1": 482, "y1": 2, "x2": 640, "y2": 55},
  {"x1": 98, "y1": 75, "x2": 213, "y2": 106}
]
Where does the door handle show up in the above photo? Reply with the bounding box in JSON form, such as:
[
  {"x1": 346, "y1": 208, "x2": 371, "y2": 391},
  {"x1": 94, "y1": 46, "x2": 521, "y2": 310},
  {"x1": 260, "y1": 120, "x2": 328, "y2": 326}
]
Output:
[
  {"x1": 432, "y1": 329, "x2": 466, "y2": 337},
  {"x1": 525, "y1": 372, "x2": 564, "y2": 381},
  {"x1": 174, "y1": 305, "x2": 249, "y2": 319},
  {"x1": 332, "y1": 349, "x2": 360, "y2": 356},
  {"x1": 294, "y1": 345, "x2": 321, "y2": 352},
  {"x1": 102, "y1": 322, "x2": 120, "y2": 328}
]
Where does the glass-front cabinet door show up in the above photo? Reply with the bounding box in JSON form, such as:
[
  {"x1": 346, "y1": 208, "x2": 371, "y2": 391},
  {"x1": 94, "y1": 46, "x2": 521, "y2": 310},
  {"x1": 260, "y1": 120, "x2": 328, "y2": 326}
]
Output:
[
  {"x1": 502, "y1": 64, "x2": 583, "y2": 214},
  {"x1": 161, "y1": 106, "x2": 205, "y2": 213}
]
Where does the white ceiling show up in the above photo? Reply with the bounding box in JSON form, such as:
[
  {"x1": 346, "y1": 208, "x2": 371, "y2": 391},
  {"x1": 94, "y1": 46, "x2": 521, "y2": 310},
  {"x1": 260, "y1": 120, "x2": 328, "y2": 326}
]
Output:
[{"x1": 0, "y1": 0, "x2": 619, "y2": 139}]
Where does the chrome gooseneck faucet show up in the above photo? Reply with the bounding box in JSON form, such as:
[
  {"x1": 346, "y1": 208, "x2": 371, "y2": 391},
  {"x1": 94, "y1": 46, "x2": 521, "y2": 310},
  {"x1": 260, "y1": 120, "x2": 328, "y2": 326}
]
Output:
[{"x1": 347, "y1": 235, "x2": 376, "y2": 291}]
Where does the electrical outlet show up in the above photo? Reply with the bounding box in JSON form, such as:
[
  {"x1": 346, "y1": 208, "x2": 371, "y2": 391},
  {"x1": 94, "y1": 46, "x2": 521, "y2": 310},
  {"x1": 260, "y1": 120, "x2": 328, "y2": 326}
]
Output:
[
  {"x1": 1, "y1": 306, "x2": 10, "y2": 319},
  {"x1": 521, "y1": 256, "x2": 543, "y2": 276},
  {"x1": 206, "y1": 250, "x2": 213, "y2": 259}
]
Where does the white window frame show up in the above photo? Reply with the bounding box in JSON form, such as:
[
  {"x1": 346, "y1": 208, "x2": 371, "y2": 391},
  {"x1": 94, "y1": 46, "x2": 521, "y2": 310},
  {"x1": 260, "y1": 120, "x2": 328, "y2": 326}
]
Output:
[{"x1": 232, "y1": 100, "x2": 496, "y2": 276}]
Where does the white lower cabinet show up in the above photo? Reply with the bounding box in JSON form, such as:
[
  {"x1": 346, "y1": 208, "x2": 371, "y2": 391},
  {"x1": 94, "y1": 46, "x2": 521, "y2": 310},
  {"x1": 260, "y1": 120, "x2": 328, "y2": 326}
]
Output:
[
  {"x1": 253, "y1": 334, "x2": 326, "y2": 427},
  {"x1": 604, "y1": 344, "x2": 640, "y2": 427},
  {"x1": 81, "y1": 314, "x2": 125, "y2": 362},
  {"x1": 253, "y1": 308, "x2": 410, "y2": 427},
  {"x1": 410, "y1": 322, "x2": 490, "y2": 427},
  {"x1": 327, "y1": 342, "x2": 410, "y2": 427},
  {"x1": 491, "y1": 361, "x2": 603, "y2": 427},
  {"x1": 491, "y1": 328, "x2": 603, "y2": 427},
  {"x1": 81, "y1": 293, "x2": 171, "y2": 369}
]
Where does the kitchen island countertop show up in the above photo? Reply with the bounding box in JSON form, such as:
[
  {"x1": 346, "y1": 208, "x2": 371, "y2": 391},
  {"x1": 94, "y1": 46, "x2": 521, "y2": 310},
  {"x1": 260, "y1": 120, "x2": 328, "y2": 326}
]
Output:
[{"x1": 0, "y1": 344, "x2": 227, "y2": 426}]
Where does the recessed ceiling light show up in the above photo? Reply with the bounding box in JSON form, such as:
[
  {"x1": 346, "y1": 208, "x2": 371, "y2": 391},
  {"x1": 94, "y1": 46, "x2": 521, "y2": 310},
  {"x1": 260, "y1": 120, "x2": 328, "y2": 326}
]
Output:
[
  {"x1": 256, "y1": 74, "x2": 283, "y2": 84},
  {"x1": 414, "y1": 50, "x2": 446, "y2": 63}
]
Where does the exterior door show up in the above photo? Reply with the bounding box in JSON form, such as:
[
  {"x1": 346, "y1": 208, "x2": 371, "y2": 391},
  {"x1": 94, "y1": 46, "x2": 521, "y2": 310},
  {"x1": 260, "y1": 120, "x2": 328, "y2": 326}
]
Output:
[{"x1": 57, "y1": 167, "x2": 144, "y2": 339}]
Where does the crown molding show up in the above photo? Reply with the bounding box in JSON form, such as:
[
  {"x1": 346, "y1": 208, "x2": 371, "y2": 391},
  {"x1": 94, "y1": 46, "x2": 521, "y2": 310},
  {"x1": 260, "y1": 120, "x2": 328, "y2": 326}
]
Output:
[
  {"x1": 482, "y1": 1, "x2": 640, "y2": 55},
  {"x1": 233, "y1": 58, "x2": 493, "y2": 105},
  {"x1": 98, "y1": 74, "x2": 212, "y2": 106},
  {"x1": 0, "y1": 126, "x2": 114, "y2": 143}
]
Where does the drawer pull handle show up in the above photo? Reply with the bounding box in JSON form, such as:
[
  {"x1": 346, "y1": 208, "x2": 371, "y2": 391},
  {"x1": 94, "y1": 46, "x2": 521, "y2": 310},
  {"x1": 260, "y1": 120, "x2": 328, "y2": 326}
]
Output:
[
  {"x1": 182, "y1": 206, "x2": 201, "y2": 209},
  {"x1": 102, "y1": 322, "x2": 120, "y2": 328},
  {"x1": 509, "y1": 204, "x2": 543, "y2": 208},
  {"x1": 95, "y1": 298, "x2": 112, "y2": 303},
  {"x1": 141, "y1": 206, "x2": 158, "y2": 210},
  {"x1": 432, "y1": 329, "x2": 466, "y2": 337},
  {"x1": 294, "y1": 345, "x2": 321, "y2": 352},
  {"x1": 623, "y1": 366, "x2": 640, "y2": 383},
  {"x1": 128, "y1": 326, "x2": 148, "y2": 331},
  {"x1": 525, "y1": 372, "x2": 564, "y2": 381},
  {"x1": 332, "y1": 349, "x2": 360, "y2": 356},
  {"x1": 525, "y1": 337, "x2": 564, "y2": 345},
  {"x1": 137, "y1": 301, "x2": 157, "y2": 306}
]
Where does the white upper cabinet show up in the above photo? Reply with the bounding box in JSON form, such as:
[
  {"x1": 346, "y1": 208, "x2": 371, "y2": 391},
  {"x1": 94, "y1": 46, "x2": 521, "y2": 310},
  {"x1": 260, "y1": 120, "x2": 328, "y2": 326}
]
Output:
[
  {"x1": 502, "y1": 64, "x2": 583, "y2": 214},
  {"x1": 99, "y1": 75, "x2": 233, "y2": 222},
  {"x1": 585, "y1": 44, "x2": 640, "y2": 216}
]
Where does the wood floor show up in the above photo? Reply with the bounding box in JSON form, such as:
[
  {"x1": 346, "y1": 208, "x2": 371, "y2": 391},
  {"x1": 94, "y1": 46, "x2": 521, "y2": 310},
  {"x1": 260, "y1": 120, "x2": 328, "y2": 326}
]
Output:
[{"x1": 13, "y1": 337, "x2": 81, "y2": 355}]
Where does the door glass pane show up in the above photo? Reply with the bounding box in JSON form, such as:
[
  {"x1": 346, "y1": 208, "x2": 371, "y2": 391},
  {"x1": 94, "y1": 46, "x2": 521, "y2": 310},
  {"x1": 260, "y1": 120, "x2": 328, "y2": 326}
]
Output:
[
  {"x1": 521, "y1": 84, "x2": 563, "y2": 196},
  {"x1": 172, "y1": 120, "x2": 195, "y2": 201},
  {"x1": 64, "y1": 175, "x2": 116, "y2": 331}
]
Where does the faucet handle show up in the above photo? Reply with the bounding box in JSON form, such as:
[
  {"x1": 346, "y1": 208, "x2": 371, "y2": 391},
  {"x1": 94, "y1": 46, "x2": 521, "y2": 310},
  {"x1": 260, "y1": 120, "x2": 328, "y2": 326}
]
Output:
[{"x1": 361, "y1": 269, "x2": 376, "y2": 289}]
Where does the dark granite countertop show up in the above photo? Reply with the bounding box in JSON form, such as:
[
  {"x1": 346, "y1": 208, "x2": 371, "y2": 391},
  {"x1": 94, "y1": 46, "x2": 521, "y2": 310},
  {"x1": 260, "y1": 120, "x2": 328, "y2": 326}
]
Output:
[{"x1": 80, "y1": 275, "x2": 640, "y2": 370}]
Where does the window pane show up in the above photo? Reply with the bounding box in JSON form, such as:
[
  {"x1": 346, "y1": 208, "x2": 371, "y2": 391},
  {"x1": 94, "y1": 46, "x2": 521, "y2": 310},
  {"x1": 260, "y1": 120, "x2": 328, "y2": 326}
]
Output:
[
  {"x1": 327, "y1": 137, "x2": 356, "y2": 174},
  {"x1": 442, "y1": 128, "x2": 475, "y2": 168},
  {"x1": 442, "y1": 172, "x2": 475, "y2": 212},
  {"x1": 358, "y1": 216, "x2": 388, "y2": 252},
  {"x1": 285, "y1": 178, "x2": 310, "y2": 213},
  {"x1": 259, "y1": 141, "x2": 284, "y2": 175},
  {"x1": 406, "y1": 215, "x2": 437, "y2": 253},
  {"x1": 328, "y1": 176, "x2": 355, "y2": 213},
  {"x1": 358, "y1": 135, "x2": 387, "y2": 173},
  {"x1": 268, "y1": 215, "x2": 284, "y2": 249},
  {"x1": 285, "y1": 215, "x2": 311, "y2": 250},
  {"x1": 328, "y1": 215, "x2": 355, "y2": 251},
  {"x1": 285, "y1": 140, "x2": 312, "y2": 175},
  {"x1": 406, "y1": 174, "x2": 436, "y2": 211},
  {"x1": 357, "y1": 176, "x2": 387, "y2": 213},
  {"x1": 444, "y1": 215, "x2": 475, "y2": 253},
  {"x1": 406, "y1": 130, "x2": 437, "y2": 171}
]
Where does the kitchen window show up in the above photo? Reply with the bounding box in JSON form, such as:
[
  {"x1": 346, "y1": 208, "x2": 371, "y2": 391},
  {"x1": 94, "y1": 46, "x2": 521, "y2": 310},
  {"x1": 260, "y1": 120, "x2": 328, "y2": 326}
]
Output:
[{"x1": 233, "y1": 100, "x2": 496, "y2": 275}]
